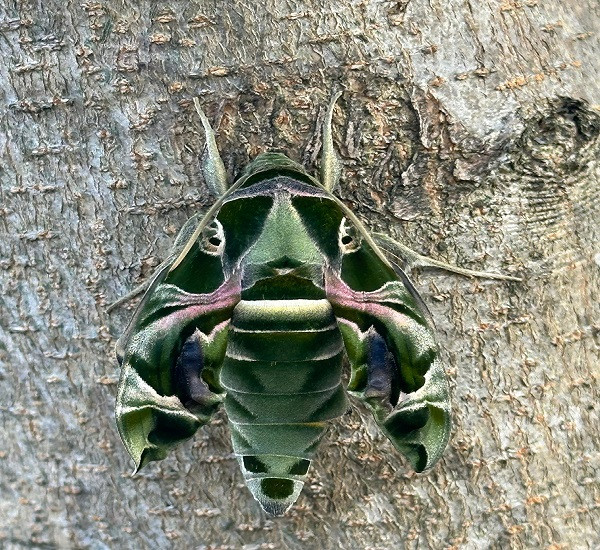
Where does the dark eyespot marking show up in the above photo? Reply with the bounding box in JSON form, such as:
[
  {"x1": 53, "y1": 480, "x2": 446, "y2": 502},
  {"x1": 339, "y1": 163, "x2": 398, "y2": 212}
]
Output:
[
  {"x1": 243, "y1": 456, "x2": 268, "y2": 473},
  {"x1": 201, "y1": 219, "x2": 225, "y2": 255},
  {"x1": 288, "y1": 459, "x2": 310, "y2": 475},
  {"x1": 261, "y1": 478, "x2": 294, "y2": 499},
  {"x1": 339, "y1": 217, "x2": 361, "y2": 253}
]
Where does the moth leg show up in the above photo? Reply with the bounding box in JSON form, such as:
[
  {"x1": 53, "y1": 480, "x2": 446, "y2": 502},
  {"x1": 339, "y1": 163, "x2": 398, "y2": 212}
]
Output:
[
  {"x1": 320, "y1": 91, "x2": 343, "y2": 192},
  {"x1": 107, "y1": 279, "x2": 155, "y2": 314},
  {"x1": 193, "y1": 98, "x2": 229, "y2": 197},
  {"x1": 373, "y1": 232, "x2": 522, "y2": 282}
]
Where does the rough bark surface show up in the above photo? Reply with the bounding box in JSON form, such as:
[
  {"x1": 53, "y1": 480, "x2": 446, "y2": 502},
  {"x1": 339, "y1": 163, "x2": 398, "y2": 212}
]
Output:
[{"x1": 0, "y1": 0, "x2": 598, "y2": 548}]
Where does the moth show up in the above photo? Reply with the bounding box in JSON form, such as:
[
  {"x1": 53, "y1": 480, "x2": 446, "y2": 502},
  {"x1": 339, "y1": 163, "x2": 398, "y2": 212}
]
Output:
[{"x1": 112, "y1": 93, "x2": 520, "y2": 515}]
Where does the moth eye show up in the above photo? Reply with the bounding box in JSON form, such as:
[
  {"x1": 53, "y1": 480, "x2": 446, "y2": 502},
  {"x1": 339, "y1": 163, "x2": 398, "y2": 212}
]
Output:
[
  {"x1": 339, "y1": 217, "x2": 361, "y2": 253},
  {"x1": 201, "y1": 219, "x2": 225, "y2": 255}
]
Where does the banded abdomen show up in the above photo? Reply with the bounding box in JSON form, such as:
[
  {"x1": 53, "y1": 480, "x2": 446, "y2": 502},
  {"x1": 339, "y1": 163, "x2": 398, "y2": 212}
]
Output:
[{"x1": 220, "y1": 298, "x2": 349, "y2": 515}]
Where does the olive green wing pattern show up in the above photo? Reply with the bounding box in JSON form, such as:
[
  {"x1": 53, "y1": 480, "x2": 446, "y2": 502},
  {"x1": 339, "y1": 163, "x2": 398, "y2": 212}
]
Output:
[
  {"x1": 326, "y1": 270, "x2": 450, "y2": 472},
  {"x1": 115, "y1": 274, "x2": 240, "y2": 472},
  {"x1": 111, "y1": 94, "x2": 520, "y2": 515}
]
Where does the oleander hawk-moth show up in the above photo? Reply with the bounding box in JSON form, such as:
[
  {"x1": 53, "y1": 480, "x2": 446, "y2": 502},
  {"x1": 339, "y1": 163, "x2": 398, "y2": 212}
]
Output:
[{"x1": 112, "y1": 93, "x2": 520, "y2": 515}]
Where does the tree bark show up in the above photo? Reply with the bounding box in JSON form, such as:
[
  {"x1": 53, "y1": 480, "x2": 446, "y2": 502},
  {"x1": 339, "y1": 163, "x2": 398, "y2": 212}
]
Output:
[{"x1": 1, "y1": 0, "x2": 598, "y2": 548}]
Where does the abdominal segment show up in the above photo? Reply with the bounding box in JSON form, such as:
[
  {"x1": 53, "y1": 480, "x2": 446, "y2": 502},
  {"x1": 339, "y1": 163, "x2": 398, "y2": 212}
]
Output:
[{"x1": 220, "y1": 298, "x2": 348, "y2": 515}]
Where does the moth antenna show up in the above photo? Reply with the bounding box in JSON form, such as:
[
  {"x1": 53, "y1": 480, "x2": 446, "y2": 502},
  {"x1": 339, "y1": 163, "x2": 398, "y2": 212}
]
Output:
[
  {"x1": 193, "y1": 97, "x2": 229, "y2": 197},
  {"x1": 320, "y1": 91, "x2": 343, "y2": 192}
]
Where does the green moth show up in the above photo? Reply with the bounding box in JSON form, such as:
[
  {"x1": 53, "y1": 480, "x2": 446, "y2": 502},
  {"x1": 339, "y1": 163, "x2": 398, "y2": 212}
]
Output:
[{"x1": 112, "y1": 93, "x2": 520, "y2": 515}]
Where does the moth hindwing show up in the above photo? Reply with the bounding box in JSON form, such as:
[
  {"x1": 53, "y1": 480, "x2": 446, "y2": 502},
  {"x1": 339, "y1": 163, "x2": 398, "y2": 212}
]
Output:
[{"x1": 113, "y1": 94, "x2": 518, "y2": 515}]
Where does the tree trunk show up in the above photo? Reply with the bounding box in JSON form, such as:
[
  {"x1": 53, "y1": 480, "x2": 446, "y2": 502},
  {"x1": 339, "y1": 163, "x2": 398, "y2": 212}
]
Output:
[{"x1": 1, "y1": 0, "x2": 598, "y2": 548}]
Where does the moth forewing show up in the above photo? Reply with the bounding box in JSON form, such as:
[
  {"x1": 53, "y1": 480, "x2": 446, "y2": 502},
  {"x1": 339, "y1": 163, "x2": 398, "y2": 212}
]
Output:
[{"x1": 112, "y1": 210, "x2": 212, "y2": 357}]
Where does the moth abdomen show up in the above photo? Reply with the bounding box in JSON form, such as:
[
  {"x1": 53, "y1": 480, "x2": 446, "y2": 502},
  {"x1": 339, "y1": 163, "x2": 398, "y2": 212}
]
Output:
[{"x1": 220, "y1": 298, "x2": 349, "y2": 514}]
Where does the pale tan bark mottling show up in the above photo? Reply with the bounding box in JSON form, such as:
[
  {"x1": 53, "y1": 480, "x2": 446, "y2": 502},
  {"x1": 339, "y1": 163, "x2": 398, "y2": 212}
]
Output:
[{"x1": 0, "y1": 1, "x2": 598, "y2": 548}]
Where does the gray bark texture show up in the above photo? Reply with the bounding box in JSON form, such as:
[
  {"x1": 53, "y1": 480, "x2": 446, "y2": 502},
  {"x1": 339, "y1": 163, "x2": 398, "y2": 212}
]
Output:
[{"x1": 1, "y1": 0, "x2": 598, "y2": 548}]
